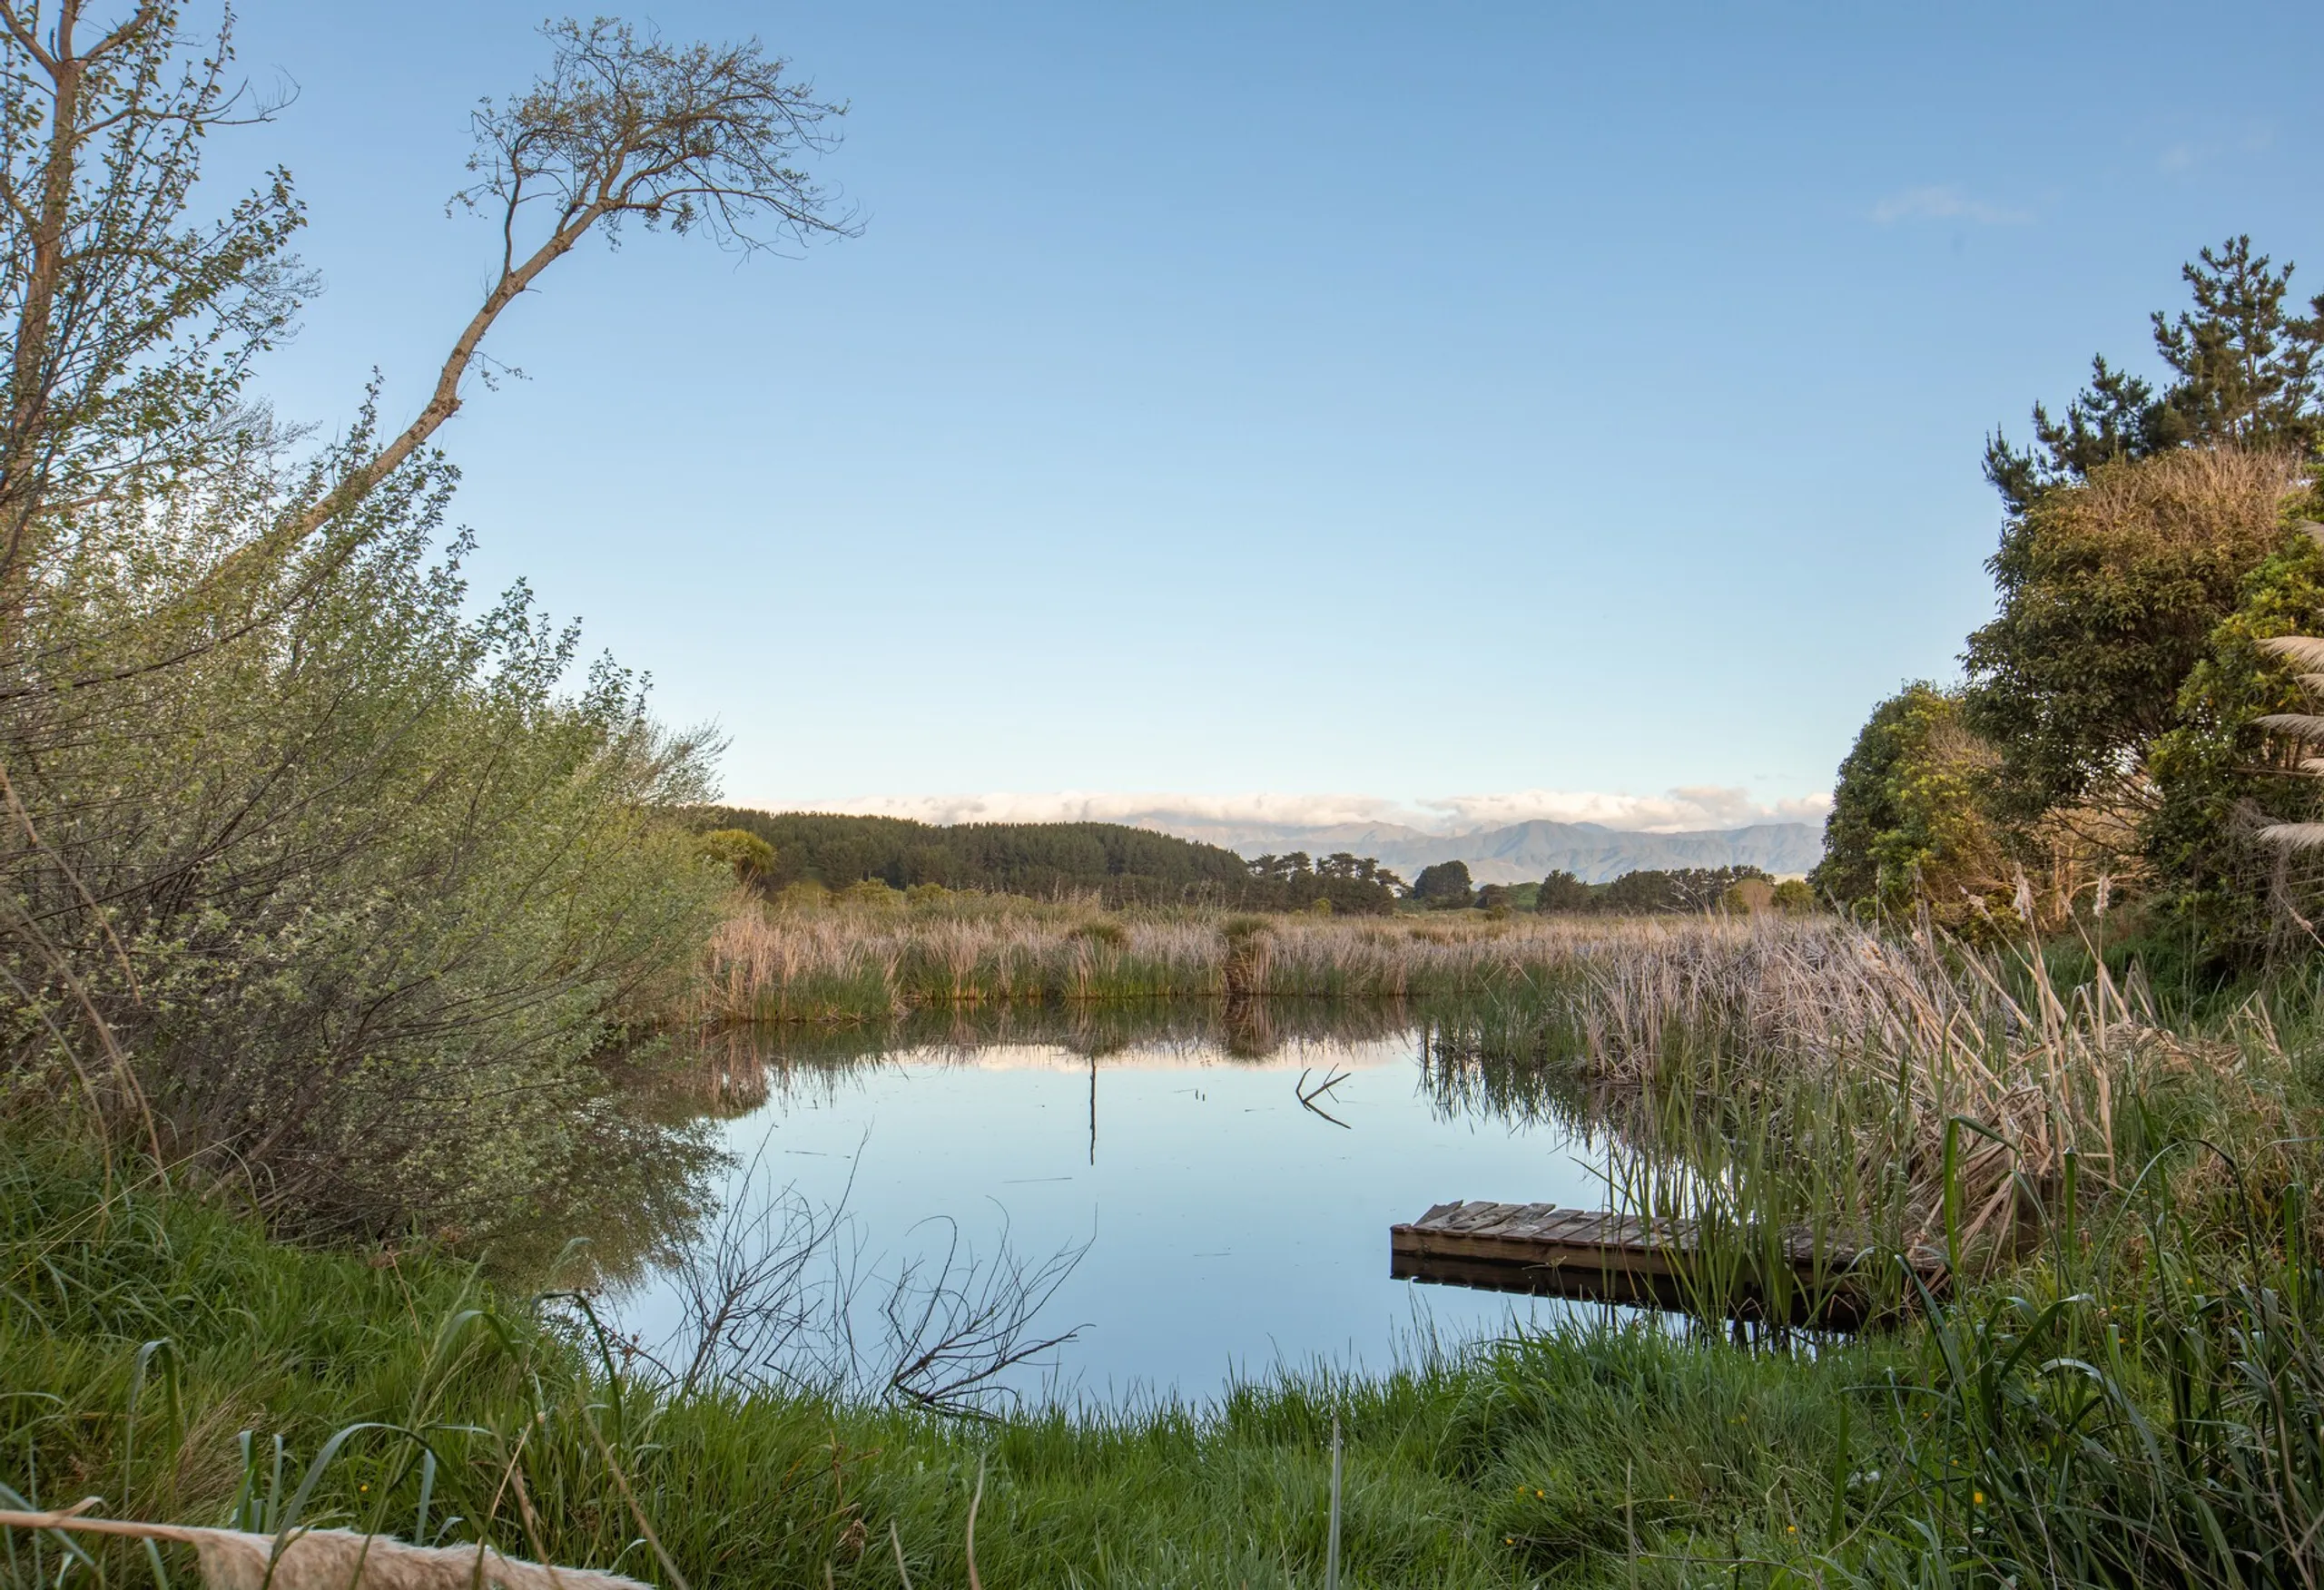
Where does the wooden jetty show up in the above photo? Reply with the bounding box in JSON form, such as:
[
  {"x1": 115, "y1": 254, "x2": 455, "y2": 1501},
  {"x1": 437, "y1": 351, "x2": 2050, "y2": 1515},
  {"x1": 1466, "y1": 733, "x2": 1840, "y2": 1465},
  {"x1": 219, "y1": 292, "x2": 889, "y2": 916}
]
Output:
[{"x1": 1390, "y1": 1200, "x2": 1946, "y2": 1329}]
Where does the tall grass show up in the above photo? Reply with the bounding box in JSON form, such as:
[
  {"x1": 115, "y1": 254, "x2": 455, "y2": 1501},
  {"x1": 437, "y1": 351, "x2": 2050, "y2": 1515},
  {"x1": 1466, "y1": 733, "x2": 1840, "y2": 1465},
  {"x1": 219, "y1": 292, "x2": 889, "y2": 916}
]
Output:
[
  {"x1": 694, "y1": 894, "x2": 1763, "y2": 1025},
  {"x1": 1429, "y1": 914, "x2": 2290, "y2": 1282}
]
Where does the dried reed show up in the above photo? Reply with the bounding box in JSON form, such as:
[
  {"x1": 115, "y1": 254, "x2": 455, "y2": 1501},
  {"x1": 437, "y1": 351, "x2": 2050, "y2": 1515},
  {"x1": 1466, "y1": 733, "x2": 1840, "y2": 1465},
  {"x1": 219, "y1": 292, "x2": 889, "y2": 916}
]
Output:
[
  {"x1": 1541, "y1": 914, "x2": 2258, "y2": 1265},
  {"x1": 692, "y1": 898, "x2": 1744, "y2": 1026}
]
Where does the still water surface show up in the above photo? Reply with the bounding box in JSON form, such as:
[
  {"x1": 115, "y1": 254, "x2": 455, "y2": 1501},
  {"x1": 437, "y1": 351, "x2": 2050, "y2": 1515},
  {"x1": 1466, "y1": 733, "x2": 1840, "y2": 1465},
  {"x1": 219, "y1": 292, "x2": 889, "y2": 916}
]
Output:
[{"x1": 615, "y1": 1018, "x2": 1617, "y2": 1400}]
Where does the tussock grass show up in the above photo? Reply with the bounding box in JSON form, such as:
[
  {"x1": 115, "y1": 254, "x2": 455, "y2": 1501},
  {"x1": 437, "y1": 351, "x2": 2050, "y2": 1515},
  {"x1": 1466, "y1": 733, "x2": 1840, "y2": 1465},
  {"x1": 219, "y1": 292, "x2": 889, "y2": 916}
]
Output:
[
  {"x1": 1430, "y1": 915, "x2": 2290, "y2": 1283},
  {"x1": 694, "y1": 895, "x2": 1760, "y2": 1025}
]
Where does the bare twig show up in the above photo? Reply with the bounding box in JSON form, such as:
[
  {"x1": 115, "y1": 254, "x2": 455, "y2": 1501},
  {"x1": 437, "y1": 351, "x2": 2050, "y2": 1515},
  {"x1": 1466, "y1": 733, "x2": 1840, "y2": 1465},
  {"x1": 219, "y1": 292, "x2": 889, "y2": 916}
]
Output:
[
  {"x1": 1297, "y1": 1065, "x2": 1353, "y2": 1129},
  {"x1": 880, "y1": 1215, "x2": 1088, "y2": 1418}
]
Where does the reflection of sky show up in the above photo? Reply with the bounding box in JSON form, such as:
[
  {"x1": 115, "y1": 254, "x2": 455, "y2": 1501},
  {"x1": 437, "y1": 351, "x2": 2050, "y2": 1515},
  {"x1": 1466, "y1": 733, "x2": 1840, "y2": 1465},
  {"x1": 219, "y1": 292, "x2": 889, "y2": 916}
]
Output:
[{"x1": 615, "y1": 1032, "x2": 1616, "y2": 1403}]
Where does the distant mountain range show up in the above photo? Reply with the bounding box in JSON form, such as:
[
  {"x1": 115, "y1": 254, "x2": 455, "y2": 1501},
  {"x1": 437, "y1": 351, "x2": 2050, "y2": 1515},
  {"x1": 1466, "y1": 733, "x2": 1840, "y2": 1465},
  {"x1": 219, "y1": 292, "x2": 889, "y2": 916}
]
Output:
[{"x1": 1135, "y1": 816, "x2": 1826, "y2": 885}]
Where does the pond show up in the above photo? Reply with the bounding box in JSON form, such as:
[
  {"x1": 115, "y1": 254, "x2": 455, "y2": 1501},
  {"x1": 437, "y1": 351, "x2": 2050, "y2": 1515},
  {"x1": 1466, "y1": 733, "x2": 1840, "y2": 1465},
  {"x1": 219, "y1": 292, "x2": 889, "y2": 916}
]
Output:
[{"x1": 609, "y1": 1005, "x2": 1633, "y2": 1403}]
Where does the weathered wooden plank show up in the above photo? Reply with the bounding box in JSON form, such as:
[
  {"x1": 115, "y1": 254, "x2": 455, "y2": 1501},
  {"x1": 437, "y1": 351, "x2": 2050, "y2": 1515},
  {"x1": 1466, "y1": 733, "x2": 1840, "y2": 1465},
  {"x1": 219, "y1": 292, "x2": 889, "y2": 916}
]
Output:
[
  {"x1": 1443, "y1": 1202, "x2": 1514, "y2": 1233},
  {"x1": 1391, "y1": 1199, "x2": 1946, "y2": 1329}
]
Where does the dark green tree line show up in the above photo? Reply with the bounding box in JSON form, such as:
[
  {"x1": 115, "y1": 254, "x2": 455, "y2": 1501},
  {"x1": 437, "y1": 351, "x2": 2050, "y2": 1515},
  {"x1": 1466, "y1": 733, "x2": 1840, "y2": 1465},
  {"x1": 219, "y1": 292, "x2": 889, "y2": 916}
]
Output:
[
  {"x1": 683, "y1": 809, "x2": 1406, "y2": 912},
  {"x1": 1531, "y1": 865, "x2": 1775, "y2": 915}
]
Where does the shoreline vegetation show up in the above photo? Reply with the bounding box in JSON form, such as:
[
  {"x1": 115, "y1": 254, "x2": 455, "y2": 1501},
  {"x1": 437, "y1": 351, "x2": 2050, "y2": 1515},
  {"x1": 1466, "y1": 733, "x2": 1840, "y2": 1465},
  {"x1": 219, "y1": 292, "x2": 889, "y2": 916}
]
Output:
[
  {"x1": 9, "y1": 5, "x2": 2324, "y2": 1585},
  {"x1": 15, "y1": 917, "x2": 2324, "y2": 1585},
  {"x1": 693, "y1": 890, "x2": 1782, "y2": 1024}
]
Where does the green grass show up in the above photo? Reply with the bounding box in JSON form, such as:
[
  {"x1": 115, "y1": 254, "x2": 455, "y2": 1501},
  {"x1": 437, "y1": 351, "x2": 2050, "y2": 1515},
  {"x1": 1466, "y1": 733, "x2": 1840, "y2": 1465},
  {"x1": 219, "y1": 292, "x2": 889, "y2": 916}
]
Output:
[
  {"x1": 16, "y1": 1114, "x2": 2324, "y2": 1588},
  {"x1": 1, "y1": 1127, "x2": 1925, "y2": 1589}
]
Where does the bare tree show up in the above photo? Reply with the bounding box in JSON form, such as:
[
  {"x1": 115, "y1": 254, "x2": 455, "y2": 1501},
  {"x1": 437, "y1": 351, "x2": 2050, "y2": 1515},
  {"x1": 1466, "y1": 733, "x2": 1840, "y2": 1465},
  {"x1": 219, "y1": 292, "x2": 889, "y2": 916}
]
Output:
[
  {"x1": 659, "y1": 1157, "x2": 860, "y2": 1399},
  {"x1": 878, "y1": 1214, "x2": 1086, "y2": 1417},
  {"x1": 290, "y1": 16, "x2": 856, "y2": 543},
  {"x1": 1, "y1": 7, "x2": 854, "y2": 638}
]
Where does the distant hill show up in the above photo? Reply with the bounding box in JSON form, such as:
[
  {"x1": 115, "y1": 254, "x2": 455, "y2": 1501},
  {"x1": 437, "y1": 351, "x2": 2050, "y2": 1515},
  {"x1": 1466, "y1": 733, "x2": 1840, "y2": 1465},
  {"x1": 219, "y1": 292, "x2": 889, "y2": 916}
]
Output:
[
  {"x1": 1139, "y1": 816, "x2": 1825, "y2": 885},
  {"x1": 692, "y1": 807, "x2": 1825, "y2": 899},
  {"x1": 684, "y1": 809, "x2": 1397, "y2": 910}
]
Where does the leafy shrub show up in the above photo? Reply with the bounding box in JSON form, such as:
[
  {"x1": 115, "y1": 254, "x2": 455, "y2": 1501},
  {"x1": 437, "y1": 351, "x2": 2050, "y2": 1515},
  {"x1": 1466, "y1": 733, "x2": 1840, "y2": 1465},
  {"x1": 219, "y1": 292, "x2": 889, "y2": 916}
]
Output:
[
  {"x1": 699, "y1": 828, "x2": 777, "y2": 881},
  {"x1": 1, "y1": 461, "x2": 726, "y2": 1244}
]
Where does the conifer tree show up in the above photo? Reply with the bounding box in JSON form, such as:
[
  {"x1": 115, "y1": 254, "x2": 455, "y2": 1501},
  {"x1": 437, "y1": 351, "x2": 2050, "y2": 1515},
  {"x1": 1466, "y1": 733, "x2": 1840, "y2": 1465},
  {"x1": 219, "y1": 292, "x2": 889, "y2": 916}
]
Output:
[{"x1": 1984, "y1": 238, "x2": 2324, "y2": 515}]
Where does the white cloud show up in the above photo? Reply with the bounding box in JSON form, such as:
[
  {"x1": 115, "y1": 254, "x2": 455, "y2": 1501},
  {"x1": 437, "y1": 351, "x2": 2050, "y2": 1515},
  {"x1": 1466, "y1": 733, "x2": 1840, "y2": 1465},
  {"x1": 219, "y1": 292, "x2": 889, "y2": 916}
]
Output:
[
  {"x1": 2158, "y1": 126, "x2": 2276, "y2": 176},
  {"x1": 1425, "y1": 786, "x2": 1831, "y2": 834},
  {"x1": 756, "y1": 787, "x2": 1830, "y2": 836},
  {"x1": 1870, "y1": 183, "x2": 2030, "y2": 226},
  {"x1": 796, "y1": 790, "x2": 1413, "y2": 829}
]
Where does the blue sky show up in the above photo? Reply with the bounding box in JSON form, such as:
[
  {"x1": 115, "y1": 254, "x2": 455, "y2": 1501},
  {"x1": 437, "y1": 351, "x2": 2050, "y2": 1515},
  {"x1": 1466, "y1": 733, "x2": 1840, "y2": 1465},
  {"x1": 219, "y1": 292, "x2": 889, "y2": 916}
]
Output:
[{"x1": 222, "y1": 1, "x2": 2324, "y2": 829}]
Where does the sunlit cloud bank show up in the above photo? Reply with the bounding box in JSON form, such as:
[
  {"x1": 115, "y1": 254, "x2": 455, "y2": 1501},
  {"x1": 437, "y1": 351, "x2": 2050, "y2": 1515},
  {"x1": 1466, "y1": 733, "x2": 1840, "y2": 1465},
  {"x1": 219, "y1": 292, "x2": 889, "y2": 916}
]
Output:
[
  {"x1": 766, "y1": 787, "x2": 1831, "y2": 836},
  {"x1": 1431, "y1": 787, "x2": 1831, "y2": 833}
]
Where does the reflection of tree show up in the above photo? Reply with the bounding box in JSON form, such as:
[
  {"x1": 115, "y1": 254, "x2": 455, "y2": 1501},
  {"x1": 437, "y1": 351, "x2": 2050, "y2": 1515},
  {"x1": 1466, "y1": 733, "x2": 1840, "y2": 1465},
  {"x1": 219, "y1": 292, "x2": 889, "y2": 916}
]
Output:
[
  {"x1": 494, "y1": 1082, "x2": 722, "y2": 1295},
  {"x1": 650, "y1": 1026, "x2": 781, "y2": 1117},
  {"x1": 1221, "y1": 995, "x2": 1278, "y2": 1058}
]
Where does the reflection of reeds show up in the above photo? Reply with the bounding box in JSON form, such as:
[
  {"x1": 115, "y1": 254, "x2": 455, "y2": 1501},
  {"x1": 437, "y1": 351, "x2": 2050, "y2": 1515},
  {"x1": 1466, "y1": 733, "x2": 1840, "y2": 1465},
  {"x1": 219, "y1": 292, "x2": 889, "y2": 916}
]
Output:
[{"x1": 670, "y1": 997, "x2": 1426, "y2": 1102}]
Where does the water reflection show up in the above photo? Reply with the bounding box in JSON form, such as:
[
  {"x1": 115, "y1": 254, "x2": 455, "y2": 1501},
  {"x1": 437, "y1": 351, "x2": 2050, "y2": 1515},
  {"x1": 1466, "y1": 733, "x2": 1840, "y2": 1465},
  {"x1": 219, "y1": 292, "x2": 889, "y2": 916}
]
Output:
[
  {"x1": 609, "y1": 999, "x2": 1632, "y2": 1401},
  {"x1": 490, "y1": 1051, "x2": 724, "y2": 1289},
  {"x1": 665, "y1": 996, "x2": 1433, "y2": 1115}
]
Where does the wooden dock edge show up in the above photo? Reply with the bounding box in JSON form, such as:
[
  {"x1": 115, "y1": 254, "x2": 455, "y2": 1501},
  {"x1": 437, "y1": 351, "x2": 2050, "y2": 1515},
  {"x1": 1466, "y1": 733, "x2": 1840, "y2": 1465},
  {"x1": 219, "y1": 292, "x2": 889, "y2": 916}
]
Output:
[{"x1": 1388, "y1": 1202, "x2": 1945, "y2": 1330}]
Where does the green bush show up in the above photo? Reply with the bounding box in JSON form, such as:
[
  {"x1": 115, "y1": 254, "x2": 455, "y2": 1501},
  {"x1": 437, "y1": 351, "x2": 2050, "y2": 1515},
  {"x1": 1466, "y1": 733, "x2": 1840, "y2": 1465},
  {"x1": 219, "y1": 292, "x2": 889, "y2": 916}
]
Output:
[
  {"x1": 0, "y1": 462, "x2": 726, "y2": 1246},
  {"x1": 2146, "y1": 525, "x2": 2324, "y2": 969},
  {"x1": 698, "y1": 828, "x2": 777, "y2": 881},
  {"x1": 1412, "y1": 860, "x2": 1475, "y2": 908}
]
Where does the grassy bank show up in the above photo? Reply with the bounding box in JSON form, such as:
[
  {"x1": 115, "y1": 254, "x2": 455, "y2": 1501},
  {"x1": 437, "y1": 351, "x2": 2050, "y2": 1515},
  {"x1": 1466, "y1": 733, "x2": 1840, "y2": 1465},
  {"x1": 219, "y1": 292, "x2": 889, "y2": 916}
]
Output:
[
  {"x1": 17, "y1": 913, "x2": 2324, "y2": 1586},
  {"x1": 4, "y1": 1130, "x2": 1900, "y2": 1589},
  {"x1": 11, "y1": 1097, "x2": 2324, "y2": 1588}
]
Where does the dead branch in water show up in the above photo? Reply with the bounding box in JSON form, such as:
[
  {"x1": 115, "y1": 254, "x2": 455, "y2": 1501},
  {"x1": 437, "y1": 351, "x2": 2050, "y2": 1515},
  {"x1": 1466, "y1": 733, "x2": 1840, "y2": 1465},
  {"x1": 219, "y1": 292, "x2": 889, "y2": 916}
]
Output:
[
  {"x1": 881, "y1": 1215, "x2": 1087, "y2": 1417},
  {"x1": 1296, "y1": 1065, "x2": 1353, "y2": 1129},
  {"x1": 623, "y1": 1153, "x2": 1088, "y2": 1417}
]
